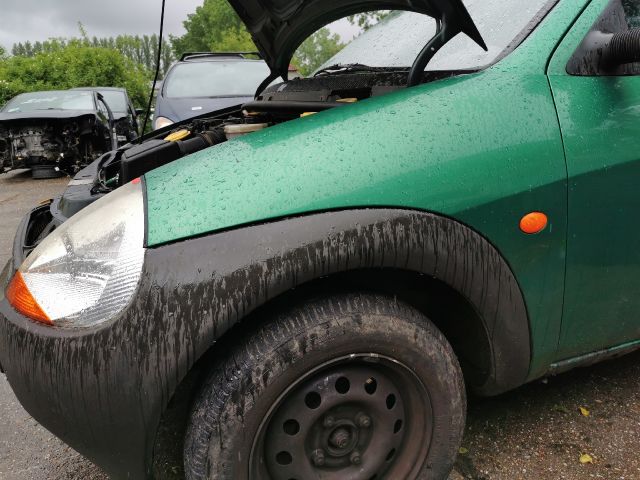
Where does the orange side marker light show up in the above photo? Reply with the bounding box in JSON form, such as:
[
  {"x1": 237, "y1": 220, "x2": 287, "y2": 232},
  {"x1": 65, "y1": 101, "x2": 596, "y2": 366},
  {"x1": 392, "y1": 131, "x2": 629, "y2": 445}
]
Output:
[
  {"x1": 5, "y1": 271, "x2": 52, "y2": 325},
  {"x1": 520, "y1": 212, "x2": 548, "y2": 235}
]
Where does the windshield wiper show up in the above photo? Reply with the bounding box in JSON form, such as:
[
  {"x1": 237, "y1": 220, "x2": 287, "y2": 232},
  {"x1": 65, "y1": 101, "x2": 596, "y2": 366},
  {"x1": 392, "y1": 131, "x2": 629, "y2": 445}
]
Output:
[{"x1": 314, "y1": 63, "x2": 395, "y2": 77}]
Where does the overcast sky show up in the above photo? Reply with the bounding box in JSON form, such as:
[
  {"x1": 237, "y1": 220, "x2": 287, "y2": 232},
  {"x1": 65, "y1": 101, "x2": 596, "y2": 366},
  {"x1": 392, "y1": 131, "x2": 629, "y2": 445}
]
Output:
[
  {"x1": 0, "y1": 1, "x2": 359, "y2": 51},
  {"x1": 0, "y1": 0, "x2": 201, "y2": 50}
]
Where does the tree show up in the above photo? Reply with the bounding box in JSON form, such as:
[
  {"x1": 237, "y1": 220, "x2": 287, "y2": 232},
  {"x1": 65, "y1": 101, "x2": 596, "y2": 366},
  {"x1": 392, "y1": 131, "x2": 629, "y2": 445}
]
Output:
[
  {"x1": 12, "y1": 35, "x2": 175, "y2": 77},
  {"x1": 171, "y1": 0, "x2": 255, "y2": 55},
  {"x1": 348, "y1": 11, "x2": 392, "y2": 30},
  {"x1": 172, "y1": 0, "x2": 347, "y2": 77},
  {"x1": 0, "y1": 44, "x2": 149, "y2": 108},
  {"x1": 0, "y1": 45, "x2": 6, "y2": 60},
  {"x1": 293, "y1": 29, "x2": 345, "y2": 76}
]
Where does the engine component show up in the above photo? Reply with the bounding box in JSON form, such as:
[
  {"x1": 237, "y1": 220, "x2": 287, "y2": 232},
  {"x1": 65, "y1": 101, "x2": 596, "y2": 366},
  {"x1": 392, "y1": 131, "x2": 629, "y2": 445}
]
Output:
[
  {"x1": 0, "y1": 117, "x2": 108, "y2": 176},
  {"x1": 119, "y1": 129, "x2": 226, "y2": 183},
  {"x1": 224, "y1": 123, "x2": 268, "y2": 140}
]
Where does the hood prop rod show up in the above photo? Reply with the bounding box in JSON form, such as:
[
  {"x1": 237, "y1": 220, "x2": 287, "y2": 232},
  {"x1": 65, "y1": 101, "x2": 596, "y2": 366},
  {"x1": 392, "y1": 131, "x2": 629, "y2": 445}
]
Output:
[
  {"x1": 408, "y1": 11, "x2": 488, "y2": 87},
  {"x1": 407, "y1": 17, "x2": 453, "y2": 87},
  {"x1": 255, "y1": 72, "x2": 282, "y2": 98}
]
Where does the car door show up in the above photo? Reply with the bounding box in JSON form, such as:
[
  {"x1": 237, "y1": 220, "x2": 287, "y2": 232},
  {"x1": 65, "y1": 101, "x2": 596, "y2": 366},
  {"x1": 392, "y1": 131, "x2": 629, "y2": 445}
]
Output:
[{"x1": 548, "y1": 0, "x2": 640, "y2": 358}]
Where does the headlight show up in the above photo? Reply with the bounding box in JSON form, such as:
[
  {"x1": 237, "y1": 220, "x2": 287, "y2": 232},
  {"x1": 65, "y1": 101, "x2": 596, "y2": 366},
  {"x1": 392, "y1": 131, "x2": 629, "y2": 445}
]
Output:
[
  {"x1": 6, "y1": 180, "x2": 145, "y2": 328},
  {"x1": 154, "y1": 116, "x2": 174, "y2": 130}
]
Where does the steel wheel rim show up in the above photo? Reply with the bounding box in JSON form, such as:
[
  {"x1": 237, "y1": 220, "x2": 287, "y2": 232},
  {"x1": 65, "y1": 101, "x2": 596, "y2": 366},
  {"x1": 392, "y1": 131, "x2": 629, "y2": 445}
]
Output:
[{"x1": 250, "y1": 354, "x2": 433, "y2": 480}]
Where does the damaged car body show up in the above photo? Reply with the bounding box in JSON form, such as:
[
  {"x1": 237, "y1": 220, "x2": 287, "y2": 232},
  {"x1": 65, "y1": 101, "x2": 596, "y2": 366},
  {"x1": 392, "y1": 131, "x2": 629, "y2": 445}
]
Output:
[
  {"x1": 2, "y1": 0, "x2": 640, "y2": 479},
  {"x1": 0, "y1": 89, "x2": 131, "y2": 178},
  {"x1": 71, "y1": 87, "x2": 141, "y2": 143}
]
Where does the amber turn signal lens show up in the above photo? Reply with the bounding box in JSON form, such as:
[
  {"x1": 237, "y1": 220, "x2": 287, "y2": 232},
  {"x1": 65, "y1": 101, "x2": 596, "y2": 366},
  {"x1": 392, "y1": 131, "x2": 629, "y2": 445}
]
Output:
[
  {"x1": 520, "y1": 212, "x2": 548, "y2": 234},
  {"x1": 5, "y1": 271, "x2": 52, "y2": 325}
]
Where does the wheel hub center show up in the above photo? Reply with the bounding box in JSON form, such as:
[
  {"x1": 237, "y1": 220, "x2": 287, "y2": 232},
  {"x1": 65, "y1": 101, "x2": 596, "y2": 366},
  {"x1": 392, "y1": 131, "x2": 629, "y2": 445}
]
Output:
[
  {"x1": 323, "y1": 419, "x2": 360, "y2": 458},
  {"x1": 262, "y1": 363, "x2": 412, "y2": 479},
  {"x1": 329, "y1": 427, "x2": 351, "y2": 449}
]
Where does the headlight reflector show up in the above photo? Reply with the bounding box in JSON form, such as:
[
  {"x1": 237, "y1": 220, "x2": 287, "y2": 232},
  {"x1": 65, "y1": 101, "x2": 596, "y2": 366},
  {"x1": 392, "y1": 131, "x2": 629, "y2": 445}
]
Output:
[{"x1": 6, "y1": 181, "x2": 145, "y2": 328}]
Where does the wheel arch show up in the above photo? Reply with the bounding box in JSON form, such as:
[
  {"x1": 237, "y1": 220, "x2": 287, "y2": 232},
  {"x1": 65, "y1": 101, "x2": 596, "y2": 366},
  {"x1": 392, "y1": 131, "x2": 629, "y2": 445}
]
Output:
[{"x1": 148, "y1": 208, "x2": 530, "y2": 476}]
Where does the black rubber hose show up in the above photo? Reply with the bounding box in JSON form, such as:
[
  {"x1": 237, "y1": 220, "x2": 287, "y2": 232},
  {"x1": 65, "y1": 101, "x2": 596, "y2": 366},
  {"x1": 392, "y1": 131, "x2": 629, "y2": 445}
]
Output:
[
  {"x1": 199, "y1": 129, "x2": 227, "y2": 146},
  {"x1": 177, "y1": 136, "x2": 209, "y2": 156},
  {"x1": 177, "y1": 129, "x2": 226, "y2": 155},
  {"x1": 605, "y1": 28, "x2": 640, "y2": 66}
]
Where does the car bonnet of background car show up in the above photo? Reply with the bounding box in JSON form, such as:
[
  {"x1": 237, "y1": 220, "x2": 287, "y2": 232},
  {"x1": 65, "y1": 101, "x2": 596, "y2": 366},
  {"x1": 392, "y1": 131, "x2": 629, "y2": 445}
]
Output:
[{"x1": 227, "y1": 0, "x2": 486, "y2": 78}]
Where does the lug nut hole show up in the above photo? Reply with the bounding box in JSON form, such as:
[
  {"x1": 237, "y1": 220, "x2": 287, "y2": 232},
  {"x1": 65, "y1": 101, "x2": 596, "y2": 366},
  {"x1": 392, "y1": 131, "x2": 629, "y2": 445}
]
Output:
[
  {"x1": 283, "y1": 419, "x2": 300, "y2": 435},
  {"x1": 364, "y1": 377, "x2": 377, "y2": 394},
  {"x1": 386, "y1": 394, "x2": 396, "y2": 409},
  {"x1": 305, "y1": 392, "x2": 321, "y2": 409},
  {"x1": 394, "y1": 419, "x2": 403, "y2": 433},
  {"x1": 335, "y1": 376, "x2": 350, "y2": 394},
  {"x1": 276, "y1": 451, "x2": 293, "y2": 465}
]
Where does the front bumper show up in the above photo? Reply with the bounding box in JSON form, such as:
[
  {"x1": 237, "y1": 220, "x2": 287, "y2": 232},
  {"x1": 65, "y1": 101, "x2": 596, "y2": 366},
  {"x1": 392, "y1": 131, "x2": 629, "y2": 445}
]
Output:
[
  {"x1": 0, "y1": 258, "x2": 157, "y2": 479},
  {"x1": 0, "y1": 229, "x2": 236, "y2": 479},
  {"x1": 0, "y1": 201, "x2": 196, "y2": 480}
]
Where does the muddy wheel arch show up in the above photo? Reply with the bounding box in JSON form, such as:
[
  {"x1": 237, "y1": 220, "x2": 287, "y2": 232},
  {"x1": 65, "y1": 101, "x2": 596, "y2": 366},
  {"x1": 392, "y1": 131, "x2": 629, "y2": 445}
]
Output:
[{"x1": 151, "y1": 208, "x2": 531, "y2": 398}]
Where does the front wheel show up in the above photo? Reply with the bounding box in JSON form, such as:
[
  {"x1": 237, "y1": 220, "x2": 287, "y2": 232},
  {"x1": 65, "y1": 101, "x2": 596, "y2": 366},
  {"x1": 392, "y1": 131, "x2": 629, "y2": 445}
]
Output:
[{"x1": 184, "y1": 293, "x2": 465, "y2": 480}]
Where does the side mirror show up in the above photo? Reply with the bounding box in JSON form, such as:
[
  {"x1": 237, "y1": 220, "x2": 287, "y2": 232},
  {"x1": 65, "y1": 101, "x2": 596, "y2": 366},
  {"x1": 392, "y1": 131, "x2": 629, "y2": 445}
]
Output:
[
  {"x1": 568, "y1": 28, "x2": 640, "y2": 75},
  {"x1": 135, "y1": 108, "x2": 145, "y2": 116},
  {"x1": 601, "y1": 28, "x2": 640, "y2": 70}
]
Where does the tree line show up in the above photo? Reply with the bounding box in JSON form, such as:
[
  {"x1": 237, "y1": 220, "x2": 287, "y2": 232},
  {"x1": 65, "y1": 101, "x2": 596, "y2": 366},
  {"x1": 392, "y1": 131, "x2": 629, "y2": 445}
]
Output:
[
  {"x1": 11, "y1": 34, "x2": 175, "y2": 77},
  {"x1": 0, "y1": 41, "x2": 150, "y2": 109}
]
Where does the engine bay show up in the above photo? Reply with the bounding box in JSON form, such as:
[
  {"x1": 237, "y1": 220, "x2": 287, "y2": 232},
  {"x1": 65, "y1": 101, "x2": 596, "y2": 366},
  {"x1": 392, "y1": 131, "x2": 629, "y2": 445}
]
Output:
[{"x1": 0, "y1": 116, "x2": 110, "y2": 176}]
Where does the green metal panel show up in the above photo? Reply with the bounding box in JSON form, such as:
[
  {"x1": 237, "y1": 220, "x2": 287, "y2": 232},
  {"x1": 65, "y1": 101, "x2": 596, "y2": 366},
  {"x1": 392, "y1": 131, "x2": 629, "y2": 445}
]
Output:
[
  {"x1": 145, "y1": 1, "x2": 587, "y2": 378},
  {"x1": 548, "y1": 0, "x2": 640, "y2": 358}
]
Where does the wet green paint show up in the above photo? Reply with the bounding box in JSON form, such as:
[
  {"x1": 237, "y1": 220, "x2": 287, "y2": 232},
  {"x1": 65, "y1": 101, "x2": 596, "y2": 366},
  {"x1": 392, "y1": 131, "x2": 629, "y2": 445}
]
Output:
[{"x1": 548, "y1": 0, "x2": 640, "y2": 358}]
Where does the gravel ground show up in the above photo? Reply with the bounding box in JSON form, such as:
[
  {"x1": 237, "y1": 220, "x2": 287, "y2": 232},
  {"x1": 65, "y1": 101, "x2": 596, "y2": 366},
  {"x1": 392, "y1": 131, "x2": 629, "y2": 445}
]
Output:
[
  {"x1": 0, "y1": 169, "x2": 639, "y2": 480},
  {"x1": 0, "y1": 170, "x2": 108, "y2": 480}
]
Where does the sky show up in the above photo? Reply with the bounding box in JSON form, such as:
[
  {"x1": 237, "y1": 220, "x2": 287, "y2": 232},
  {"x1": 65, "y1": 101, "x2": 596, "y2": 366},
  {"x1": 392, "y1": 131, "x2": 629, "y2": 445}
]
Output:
[{"x1": 0, "y1": 0, "x2": 360, "y2": 52}]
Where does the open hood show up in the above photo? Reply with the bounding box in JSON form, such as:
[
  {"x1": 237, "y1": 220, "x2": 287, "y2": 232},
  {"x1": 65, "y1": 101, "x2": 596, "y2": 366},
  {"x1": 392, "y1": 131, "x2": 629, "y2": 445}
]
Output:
[{"x1": 228, "y1": 0, "x2": 486, "y2": 78}]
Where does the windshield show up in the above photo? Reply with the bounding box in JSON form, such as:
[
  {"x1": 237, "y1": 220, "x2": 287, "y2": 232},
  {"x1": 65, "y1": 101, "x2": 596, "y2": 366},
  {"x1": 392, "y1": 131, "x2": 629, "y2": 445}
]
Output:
[
  {"x1": 3, "y1": 91, "x2": 95, "y2": 113},
  {"x1": 164, "y1": 60, "x2": 271, "y2": 98},
  {"x1": 321, "y1": 0, "x2": 551, "y2": 71}
]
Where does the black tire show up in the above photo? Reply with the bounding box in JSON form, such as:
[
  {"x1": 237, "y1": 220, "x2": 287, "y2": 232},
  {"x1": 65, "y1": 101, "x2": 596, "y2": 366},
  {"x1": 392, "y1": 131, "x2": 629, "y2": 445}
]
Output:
[
  {"x1": 31, "y1": 166, "x2": 62, "y2": 179},
  {"x1": 184, "y1": 293, "x2": 465, "y2": 480}
]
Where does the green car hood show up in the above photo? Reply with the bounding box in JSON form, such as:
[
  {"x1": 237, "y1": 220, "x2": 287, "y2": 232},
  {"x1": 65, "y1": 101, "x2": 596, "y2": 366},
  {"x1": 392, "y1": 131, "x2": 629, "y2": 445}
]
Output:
[{"x1": 227, "y1": 0, "x2": 486, "y2": 77}]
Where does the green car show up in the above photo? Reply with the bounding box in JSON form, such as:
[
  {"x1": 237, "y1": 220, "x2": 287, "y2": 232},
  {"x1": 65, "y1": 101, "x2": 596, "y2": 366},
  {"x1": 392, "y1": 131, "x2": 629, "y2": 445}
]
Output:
[{"x1": 1, "y1": 0, "x2": 640, "y2": 478}]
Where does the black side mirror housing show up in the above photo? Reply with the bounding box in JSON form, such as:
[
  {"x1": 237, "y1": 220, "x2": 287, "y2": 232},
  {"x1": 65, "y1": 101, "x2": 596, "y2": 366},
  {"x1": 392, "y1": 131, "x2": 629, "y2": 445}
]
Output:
[
  {"x1": 601, "y1": 28, "x2": 640, "y2": 70},
  {"x1": 567, "y1": 27, "x2": 640, "y2": 75}
]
